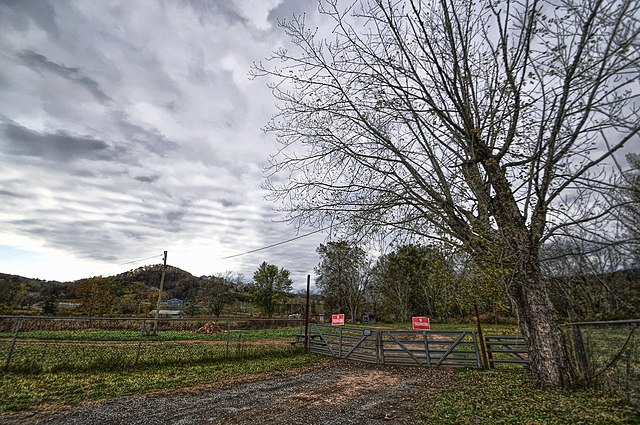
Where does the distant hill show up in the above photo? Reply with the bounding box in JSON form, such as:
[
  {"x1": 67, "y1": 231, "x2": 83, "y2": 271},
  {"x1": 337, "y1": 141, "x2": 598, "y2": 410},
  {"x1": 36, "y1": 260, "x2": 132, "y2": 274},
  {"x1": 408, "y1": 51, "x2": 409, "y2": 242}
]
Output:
[
  {"x1": 0, "y1": 264, "x2": 206, "y2": 309},
  {"x1": 0, "y1": 273, "x2": 69, "y2": 311},
  {"x1": 113, "y1": 264, "x2": 205, "y2": 302}
]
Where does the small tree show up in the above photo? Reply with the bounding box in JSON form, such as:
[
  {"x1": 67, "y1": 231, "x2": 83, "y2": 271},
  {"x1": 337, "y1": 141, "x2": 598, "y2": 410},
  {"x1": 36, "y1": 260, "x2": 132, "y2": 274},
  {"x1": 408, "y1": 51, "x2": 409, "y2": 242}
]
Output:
[
  {"x1": 198, "y1": 275, "x2": 234, "y2": 317},
  {"x1": 250, "y1": 262, "x2": 293, "y2": 318},
  {"x1": 73, "y1": 276, "x2": 118, "y2": 317},
  {"x1": 40, "y1": 285, "x2": 60, "y2": 316},
  {"x1": 316, "y1": 241, "x2": 370, "y2": 323}
]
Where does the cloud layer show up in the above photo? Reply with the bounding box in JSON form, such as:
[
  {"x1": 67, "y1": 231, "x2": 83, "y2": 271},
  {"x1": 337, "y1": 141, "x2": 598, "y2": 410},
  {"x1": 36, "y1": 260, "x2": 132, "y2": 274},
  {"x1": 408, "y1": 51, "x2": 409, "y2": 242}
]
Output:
[{"x1": 0, "y1": 0, "x2": 326, "y2": 288}]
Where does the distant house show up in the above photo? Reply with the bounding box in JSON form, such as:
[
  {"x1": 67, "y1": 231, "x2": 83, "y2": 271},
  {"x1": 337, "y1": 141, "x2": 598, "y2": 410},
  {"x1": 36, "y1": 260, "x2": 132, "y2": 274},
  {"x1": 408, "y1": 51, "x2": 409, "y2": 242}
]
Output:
[
  {"x1": 362, "y1": 313, "x2": 376, "y2": 325},
  {"x1": 149, "y1": 309, "x2": 182, "y2": 318},
  {"x1": 165, "y1": 298, "x2": 183, "y2": 306},
  {"x1": 57, "y1": 302, "x2": 81, "y2": 309}
]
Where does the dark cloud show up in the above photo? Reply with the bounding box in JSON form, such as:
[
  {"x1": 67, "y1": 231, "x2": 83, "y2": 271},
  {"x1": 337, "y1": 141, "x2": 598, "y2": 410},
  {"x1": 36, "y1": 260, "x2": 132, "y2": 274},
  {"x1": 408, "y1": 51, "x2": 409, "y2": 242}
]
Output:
[
  {"x1": 2, "y1": 121, "x2": 111, "y2": 162},
  {"x1": 134, "y1": 175, "x2": 161, "y2": 183},
  {"x1": 0, "y1": 188, "x2": 25, "y2": 199},
  {"x1": 268, "y1": 0, "x2": 318, "y2": 27},
  {"x1": 18, "y1": 50, "x2": 112, "y2": 103},
  {"x1": 164, "y1": 209, "x2": 186, "y2": 225},
  {"x1": 180, "y1": 0, "x2": 246, "y2": 26},
  {"x1": 8, "y1": 214, "x2": 150, "y2": 263},
  {"x1": 115, "y1": 117, "x2": 179, "y2": 156},
  {"x1": 220, "y1": 198, "x2": 237, "y2": 208},
  {"x1": 0, "y1": 0, "x2": 59, "y2": 36}
]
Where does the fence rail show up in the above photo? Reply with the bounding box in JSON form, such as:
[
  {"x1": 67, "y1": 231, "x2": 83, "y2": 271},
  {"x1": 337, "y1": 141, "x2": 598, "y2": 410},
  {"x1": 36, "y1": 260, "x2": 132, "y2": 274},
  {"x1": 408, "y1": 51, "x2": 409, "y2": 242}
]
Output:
[
  {"x1": 1, "y1": 315, "x2": 304, "y2": 372},
  {"x1": 485, "y1": 335, "x2": 529, "y2": 368},
  {"x1": 308, "y1": 324, "x2": 523, "y2": 369}
]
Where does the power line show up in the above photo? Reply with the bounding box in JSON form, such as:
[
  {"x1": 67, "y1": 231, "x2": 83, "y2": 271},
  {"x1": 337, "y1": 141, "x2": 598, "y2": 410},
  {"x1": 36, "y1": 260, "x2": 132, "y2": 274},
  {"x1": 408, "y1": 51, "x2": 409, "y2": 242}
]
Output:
[
  {"x1": 117, "y1": 254, "x2": 164, "y2": 266},
  {"x1": 217, "y1": 227, "x2": 328, "y2": 260}
]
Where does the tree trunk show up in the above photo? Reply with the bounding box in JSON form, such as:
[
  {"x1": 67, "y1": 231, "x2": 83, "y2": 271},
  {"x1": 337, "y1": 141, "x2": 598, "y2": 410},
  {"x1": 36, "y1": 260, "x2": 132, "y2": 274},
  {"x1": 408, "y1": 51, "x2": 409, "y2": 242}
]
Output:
[{"x1": 508, "y1": 252, "x2": 576, "y2": 387}]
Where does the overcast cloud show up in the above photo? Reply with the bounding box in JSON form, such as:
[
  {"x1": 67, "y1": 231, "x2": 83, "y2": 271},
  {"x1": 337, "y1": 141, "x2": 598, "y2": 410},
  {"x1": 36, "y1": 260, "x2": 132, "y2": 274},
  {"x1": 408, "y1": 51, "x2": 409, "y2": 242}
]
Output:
[{"x1": 0, "y1": 0, "x2": 328, "y2": 288}]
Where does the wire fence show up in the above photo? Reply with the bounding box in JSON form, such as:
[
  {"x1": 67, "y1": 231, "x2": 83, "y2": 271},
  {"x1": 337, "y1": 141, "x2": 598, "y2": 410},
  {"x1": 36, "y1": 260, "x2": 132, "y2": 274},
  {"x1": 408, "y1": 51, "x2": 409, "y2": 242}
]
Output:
[
  {"x1": 563, "y1": 319, "x2": 639, "y2": 407},
  {"x1": 0, "y1": 315, "x2": 305, "y2": 373}
]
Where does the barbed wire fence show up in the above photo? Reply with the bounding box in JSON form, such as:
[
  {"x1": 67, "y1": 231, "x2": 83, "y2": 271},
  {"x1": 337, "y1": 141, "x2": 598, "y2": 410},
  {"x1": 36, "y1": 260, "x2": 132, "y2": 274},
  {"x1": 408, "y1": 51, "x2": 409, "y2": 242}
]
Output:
[
  {"x1": 564, "y1": 319, "x2": 639, "y2": 407},
  {"x1": 1, "y1": 315, "x2": 305, "y2": 373}
]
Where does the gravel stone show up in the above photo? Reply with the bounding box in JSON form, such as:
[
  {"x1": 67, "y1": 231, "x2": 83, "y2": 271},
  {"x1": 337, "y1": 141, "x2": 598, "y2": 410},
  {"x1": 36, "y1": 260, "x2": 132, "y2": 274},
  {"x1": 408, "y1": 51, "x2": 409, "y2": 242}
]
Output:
[{"x1": 1, "y1": 362, "x2": 453, "y2": 425}]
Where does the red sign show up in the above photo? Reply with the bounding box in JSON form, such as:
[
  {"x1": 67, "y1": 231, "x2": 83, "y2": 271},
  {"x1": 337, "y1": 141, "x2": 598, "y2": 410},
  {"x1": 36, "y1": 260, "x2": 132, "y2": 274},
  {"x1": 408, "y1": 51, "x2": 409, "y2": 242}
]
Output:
[
  {"x1": 332, "y1": 314, "x2": 345, "y2": 326},
  {"x1": 412, "y1": 316, "x2": 431, "y2": 330}
]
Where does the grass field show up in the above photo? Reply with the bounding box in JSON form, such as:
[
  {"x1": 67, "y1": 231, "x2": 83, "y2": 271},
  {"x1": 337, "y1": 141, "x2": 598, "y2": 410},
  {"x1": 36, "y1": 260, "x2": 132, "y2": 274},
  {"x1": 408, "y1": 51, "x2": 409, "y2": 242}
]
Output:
[
  {"x1": 0, "y1": 326, "x2": 300, "y2": 342},
  {"x1": 421, "y1": 369, "x2": 639, "y2": 425}
]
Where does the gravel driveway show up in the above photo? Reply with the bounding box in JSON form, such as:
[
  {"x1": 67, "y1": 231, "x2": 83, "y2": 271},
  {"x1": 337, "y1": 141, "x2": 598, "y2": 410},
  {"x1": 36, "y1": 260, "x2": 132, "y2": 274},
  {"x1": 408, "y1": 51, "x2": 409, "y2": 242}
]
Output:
[{"x1": 1, "y1": 362, "x2": 453, "y2": 425}]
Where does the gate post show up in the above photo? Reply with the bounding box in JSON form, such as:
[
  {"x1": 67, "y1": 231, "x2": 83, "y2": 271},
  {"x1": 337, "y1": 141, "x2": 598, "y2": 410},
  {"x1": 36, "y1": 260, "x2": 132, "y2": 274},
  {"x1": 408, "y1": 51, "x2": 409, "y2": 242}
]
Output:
[
  {"x1": 304, "y1": 275, "x2": 310, "y2": 351},
  {"x1": 474, "y1": 304, "x2": 490, "y2": 369},
  {"x1": 571, "y1": 324, "x2": 590, "y2": 384}
]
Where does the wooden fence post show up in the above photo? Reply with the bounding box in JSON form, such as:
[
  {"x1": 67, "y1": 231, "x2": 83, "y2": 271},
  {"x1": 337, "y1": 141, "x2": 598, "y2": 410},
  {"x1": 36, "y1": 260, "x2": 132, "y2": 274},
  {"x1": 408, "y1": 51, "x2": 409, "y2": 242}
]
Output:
[
  {"x1": 571, "y1": 324, "x2": 590, "y2": 384},
  {"x1": 474, "y1": 304, "x2": 490, "y2": 369}
]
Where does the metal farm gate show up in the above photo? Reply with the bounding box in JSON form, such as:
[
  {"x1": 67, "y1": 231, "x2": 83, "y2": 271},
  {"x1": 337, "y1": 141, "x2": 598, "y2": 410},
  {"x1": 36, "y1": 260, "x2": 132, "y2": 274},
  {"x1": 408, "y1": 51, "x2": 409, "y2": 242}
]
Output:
[
  {"x1": 308, "y1": 324, "x2": 529, "y2": 369},
  {"x1": 308, "y1": 325, "x2": 379, "y2": 363}
]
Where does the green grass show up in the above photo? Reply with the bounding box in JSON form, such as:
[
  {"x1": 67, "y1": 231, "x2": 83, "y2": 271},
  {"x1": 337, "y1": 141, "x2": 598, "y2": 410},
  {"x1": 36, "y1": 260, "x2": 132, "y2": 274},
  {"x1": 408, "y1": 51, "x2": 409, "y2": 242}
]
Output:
[
  {"x1": 0, "y1": 326, "x2": 301, "y2": 342},
  {"x1": 421, "y1": 369, "x2": 639, "y2": 425},
  {"x1": 0, "y1": 349, "x2": 329, "y2": 412},
  {"x1": 1, "y1": 338, "x2": 297, "y2": 373}
]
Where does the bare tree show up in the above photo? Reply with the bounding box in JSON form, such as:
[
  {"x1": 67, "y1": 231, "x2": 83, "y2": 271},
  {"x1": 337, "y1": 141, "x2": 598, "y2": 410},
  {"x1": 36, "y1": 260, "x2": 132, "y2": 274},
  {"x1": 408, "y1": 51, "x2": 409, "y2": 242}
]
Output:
[
  {"x1": 254, "y1": 0, "x2": 639, "y2": 386},
  {"x1": 615, "y1": 153, "x2": 640, "y2": 264},
  {"x1": 541, "y1": 234, "x2": 638, "y2": 320}
]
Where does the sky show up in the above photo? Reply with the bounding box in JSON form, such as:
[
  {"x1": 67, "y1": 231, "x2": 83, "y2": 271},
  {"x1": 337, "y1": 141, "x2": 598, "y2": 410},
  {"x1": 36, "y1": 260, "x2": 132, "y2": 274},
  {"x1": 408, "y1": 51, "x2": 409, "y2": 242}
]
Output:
[{"x1": 0, "y1": 0, "x2": 330, "y2": 289}]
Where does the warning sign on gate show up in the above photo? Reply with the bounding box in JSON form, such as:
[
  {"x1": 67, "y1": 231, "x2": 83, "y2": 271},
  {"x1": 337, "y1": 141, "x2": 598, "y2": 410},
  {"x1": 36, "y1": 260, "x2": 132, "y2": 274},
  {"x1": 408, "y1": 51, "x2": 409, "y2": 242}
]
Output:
[
  {"x1": 332, "y1": 314, "x2": 345, "y2": 326},
  {"x1": 412, "y1": 316, "x2": 431, "y2": 330}
]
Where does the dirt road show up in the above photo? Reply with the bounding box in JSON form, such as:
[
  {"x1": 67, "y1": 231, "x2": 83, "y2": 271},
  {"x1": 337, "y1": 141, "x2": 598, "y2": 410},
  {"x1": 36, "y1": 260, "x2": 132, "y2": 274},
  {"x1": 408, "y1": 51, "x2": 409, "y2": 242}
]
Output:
[{"x1": 1, "y1": 362, "x2": 452, "y2": 425}]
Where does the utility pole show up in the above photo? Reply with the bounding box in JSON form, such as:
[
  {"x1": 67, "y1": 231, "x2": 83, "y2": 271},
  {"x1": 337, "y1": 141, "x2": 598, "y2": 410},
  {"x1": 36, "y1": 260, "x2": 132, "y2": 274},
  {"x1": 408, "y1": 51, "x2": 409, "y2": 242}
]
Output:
[{"x1": 153, "y1": 251, "x2": 168, "y2": 335}]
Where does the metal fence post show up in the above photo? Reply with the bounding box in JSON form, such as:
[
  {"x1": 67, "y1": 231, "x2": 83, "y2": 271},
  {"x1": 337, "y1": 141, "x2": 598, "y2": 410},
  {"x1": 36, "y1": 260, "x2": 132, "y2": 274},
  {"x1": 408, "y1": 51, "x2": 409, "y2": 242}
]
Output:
[
  {"x1": 226, "y1": 319, "x2": 231, "y2": 358},
  {"x1": 135, "y1": 320, "x2": 146, "y2": 366},
  {"x1": 423, "y1": 332, "x2": 432, "y2": 367},
  {"x1": 4, "y1": 318, "x2": 22, "y2": 370},
  {"x1": 339, "y1": 327, "x2": 343, "y2": 358},
  {"x1": 304, "y1": 275, "x2": 310, "y2": 351}
]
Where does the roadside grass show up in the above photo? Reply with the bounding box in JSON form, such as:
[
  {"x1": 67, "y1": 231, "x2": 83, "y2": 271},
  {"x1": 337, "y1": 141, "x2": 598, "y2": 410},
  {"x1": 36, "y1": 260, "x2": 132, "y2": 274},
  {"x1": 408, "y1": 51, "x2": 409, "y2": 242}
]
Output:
[
  {"x1": 421, "y1": 369, "x2": 639, "y2": 425},
  {"x1": 0, "y1": 349, "x2": 330, "y2": 412}
]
